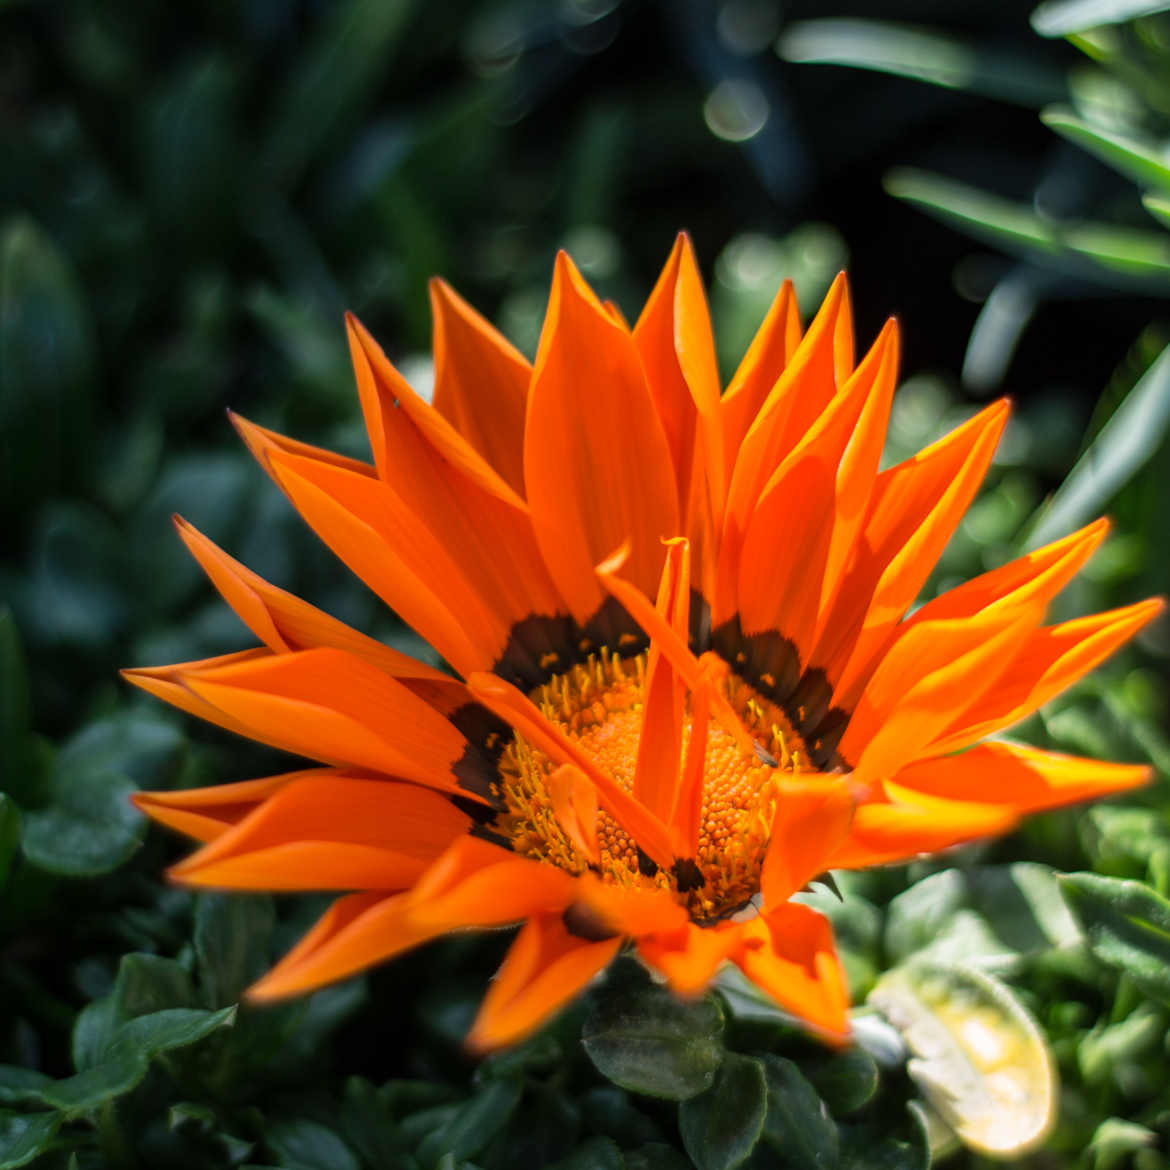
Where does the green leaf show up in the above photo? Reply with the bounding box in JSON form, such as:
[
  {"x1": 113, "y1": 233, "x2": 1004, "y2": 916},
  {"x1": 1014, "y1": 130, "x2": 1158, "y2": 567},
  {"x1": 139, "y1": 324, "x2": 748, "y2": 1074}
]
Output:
[
  {"x1": 679, "y1": 1053, "x2": 767, "y2": 1170},
  {"x1": 0, "y1": 1110, "x2": 62, "y2": 1169},
  {"x1": 194, "y1": 893, "x2": 276, "y2": 1007},
  {"x1": 22, "y1": 710, "x2": 183, "y2": 876},
  {"x1": 266, "y1": 1119, "x2": 360, "y2": 1170},
  {"x1": 885, "y1": 167, "x2": 1170, "y2": 285},
  {"x1": 72, "y1": 997, "x2": 118, "y2": 1074},
  {"x1": 1031, "y1": 0, "x2": 1170, "y2": 37},
  {"x1": 1026, "y1": 342, "x2": 1170, "y2": 548},
  {"x1": 759, "y1": 1056, "x2": 839, "y2": 1170},
  {"x1": 838, "y1": 1121, "x2": 929, "y2": 1170},
  {"x1": 1086, "y1": 1117, "x2": 1157, "y2": 1170},
  {"x1": 111, "y1": 953, "x2": 195, "y2": 1021},
  {"x1": 21, "y1": 766, "x2": 142, "y2": 878},
  {"x1": 415, "y1": 1077, "x2": 522, "y2": 1166},
  {"x1": 1041, "y1": 107, "x2": 1170, "y2": 194},
  {"x1": 582, "y1": 973, "x2": 725, "y2": 1100},
  {"x1": 779, "y1": 19, "x2": 1064, "y2": 106},
  {"x1": 42, "y1": 1007, "x2": 236, "y2": 1115},
  {"x1": 0, "y1": 1069, "x2": 51, "y2": 1108},
  {"x1": 802, "y1": 1048, "x2": 880, "y2": 1117},
  {"x1": 1060, "y1": 872, "x2": 1170, "y2": 1003},
  {"x1": 547, "y1": 1136, "x2": 626, "y2": 1170},
  {"x1": 624, "y1": 1145, "x2": 690, "y2": 1170}
]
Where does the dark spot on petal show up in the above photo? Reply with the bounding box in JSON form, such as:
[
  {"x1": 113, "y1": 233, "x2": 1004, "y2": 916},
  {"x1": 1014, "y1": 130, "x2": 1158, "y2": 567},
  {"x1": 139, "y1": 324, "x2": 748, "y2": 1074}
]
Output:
[
  {"x1": 563, "y1": 901, "x2": 620, "y2": 942},
  {"x1": 636, "y1": 848, "x2": 659, "y2": 877},
  {"x1": 672, "y1": 857, "x2": 705, "y2": 892}
]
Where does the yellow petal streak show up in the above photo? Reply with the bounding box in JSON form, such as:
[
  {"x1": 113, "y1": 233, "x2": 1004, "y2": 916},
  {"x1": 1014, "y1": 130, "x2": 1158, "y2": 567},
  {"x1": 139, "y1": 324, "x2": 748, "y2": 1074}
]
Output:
[{"x1": 496, "y1": 649, "x2": 813, "y2": 919}]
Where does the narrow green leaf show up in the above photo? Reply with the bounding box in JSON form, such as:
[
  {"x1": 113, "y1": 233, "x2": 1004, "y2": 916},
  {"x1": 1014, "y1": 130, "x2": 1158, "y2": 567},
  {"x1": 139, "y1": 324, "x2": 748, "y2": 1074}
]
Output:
[
  {"x1": 415, "y1": 1077, "x2": 522, "y2": 1166},
  {"x1": 261, "y1": 0, "x2": 419, "y2": 188},
  {"x1": 680, "y1": 1053, "x2": 768, "y2": 1170},
  {"x1": 0, "y1": 1110, "x2": 62, "y2": 1169},
  {"x1": 266, "y1": 1118, "x2": 360, "y2": 1170},
  {"x1": 1031, "y1": 0, "x2": 1170, "y2": 37},
  {"x1": 886, "y1": 167, "x2": 1170, "y2": 284},
  {"x1": 1026, "y1": 341, "x2": 1170, "y2": 548},
  {"x1": 779, "y1": 19, "x2": 1064, "y2": 106},
  {"x1": 582, "y1": 975, "x2": 725, "y2": 1101},
  {"x1": 1041, "y1": 107, "x2": 1170, "y2": 193},
  {"x1": 0, "y1": 218, "x2": 94, "y2": 516},
  {"x1": 759, "y1": 1056, "x2": 839, "y2": 1170},
  {"x1": 1060, "y1": 872, "x2": 1170, "y2": 1004},
  {"x1": 1142, "y1": 192, "x2": 1170, "y2": 229}
]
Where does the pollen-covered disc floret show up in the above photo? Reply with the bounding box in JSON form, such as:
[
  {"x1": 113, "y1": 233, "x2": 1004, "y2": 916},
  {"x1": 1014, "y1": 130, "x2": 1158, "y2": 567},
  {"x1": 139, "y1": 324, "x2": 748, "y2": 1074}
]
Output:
[{"x1": 495, "y1": 648, "x2": 814, "y2": 920}]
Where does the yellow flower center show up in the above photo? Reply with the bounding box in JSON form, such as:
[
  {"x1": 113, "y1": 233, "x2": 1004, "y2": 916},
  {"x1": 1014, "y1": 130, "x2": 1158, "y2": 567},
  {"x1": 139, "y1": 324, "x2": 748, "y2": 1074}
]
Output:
[{"x1": 494, "y1": 649, "x2": 813, "y2": 920}]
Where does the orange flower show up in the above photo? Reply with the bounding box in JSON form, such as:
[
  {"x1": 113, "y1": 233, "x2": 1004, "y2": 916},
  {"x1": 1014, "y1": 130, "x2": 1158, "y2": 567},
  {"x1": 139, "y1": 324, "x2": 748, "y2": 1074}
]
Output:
[{"x1": 126, "y1": 236, "x2": 1162, "y2": 1052}]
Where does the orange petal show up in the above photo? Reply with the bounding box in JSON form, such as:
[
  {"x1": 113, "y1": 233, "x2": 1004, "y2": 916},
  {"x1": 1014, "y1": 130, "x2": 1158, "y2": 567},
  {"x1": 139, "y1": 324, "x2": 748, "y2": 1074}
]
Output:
[
  {"x1": 928, "y1": 598, "x2": 1165, "y2": 755},
  {"x1": 844, "y1": 605, "x2": 1044, "y2": 787},
  {"x1": 132, "y1": 771, "x2": 312, "y2": 842},
  {"x1": 827, "y1": 787, "x2": 1019, "y2": 869},
  {"x1": 570, "y1": 871, "x2": 689, "y2": 938},
  {"x1": 347, "y1": 312, "x2": 524, "y2": 510},
  {"x1": 633, "y1": 234, "x2": 726, "y2": 600},
  {"x1": 734, "y1": 319, "x2": 898, "y2": 662},
  {"x1": 345, "y1": 314, "x2": 564, "y2": 650},
  {"x1": 903, "y1": 518, "x2": 1110, "y2": 628},
  {"x1": 121, "y1": 649, "x2": 273, "y2": 738},
  {"x1": 817, "y1": 399, "x2": 1011, "y2": 707},
  {"x1": 466, "y1": 670, "x2": 676, "y2": 871},
  {"x1": 722, "y1": 273, "x2": 853, "y2": 580},
  {"x1": 634, "y1": 538, "x2": 690, "y2": 824},
  {"x1": 673, "y1": 667, "x2": 712, "y2": 856},
  {"x1": 525, "y1": 251, "x2": 679, "y2": 622},
  {"x1": 721, "y1": 278, "x2": 801, "y2": 485},
  {"x1": 761, "y1": 776, "x2": 855, "y2": 906},
  {"x1": 467, "y1": 913, "x2": 622, "y2": 1052},
  {"x1": 429, "y1": 278, "x2": 531, "y2": 496},
  {"x1": 737, "y1": 902, "x2": 851, "y2": 1043},
  {"x1": 174, "y1": 517, "x2": 452, "y2": 683},
  {"x1": 891, "y1": 740, "x2": 1151, "y2": 815},
  {"x1": 597, "y1": 550, "x2": 755, "y2": 758},
  {"x1": 638, "y1": 919, "x2": 745, "y2": 996},
  {"x1": 229, "y1": 411, "x2": 376, "y2": 479},
  {"x1": 248, "y1": 836, "x2": 575, "y2": 1002},
  {"x1": 179, "y1": 647, "x2": 494, "y2": 803},
  {"x1": 168, "y1": 775, "x2": 470, "y2": 890},
  {"x1": 547, "y1": 763, "x2": 601, "y2": 865},
  {"x1": 257, "y1": 435, "x2": 502, "y2": 674}
]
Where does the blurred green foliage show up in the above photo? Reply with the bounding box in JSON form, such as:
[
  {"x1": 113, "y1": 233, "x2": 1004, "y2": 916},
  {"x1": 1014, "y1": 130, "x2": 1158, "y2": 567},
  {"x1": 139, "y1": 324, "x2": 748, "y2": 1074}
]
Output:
[{"x1": 2, "y1": 0, "x2": 1169, "y2": 1167}]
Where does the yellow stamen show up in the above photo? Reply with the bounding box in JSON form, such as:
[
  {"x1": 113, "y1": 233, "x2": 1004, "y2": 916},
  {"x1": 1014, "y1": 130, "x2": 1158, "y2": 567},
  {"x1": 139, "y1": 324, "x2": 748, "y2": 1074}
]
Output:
[{"x1": 494, "y1": 650, "x2": 814, "y2": 919}]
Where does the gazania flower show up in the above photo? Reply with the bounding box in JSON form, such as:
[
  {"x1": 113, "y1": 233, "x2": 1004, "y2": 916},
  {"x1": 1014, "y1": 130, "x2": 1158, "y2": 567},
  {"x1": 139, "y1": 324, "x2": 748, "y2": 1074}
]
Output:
[{"x1": 127, "y1": 236, "x2": 1161, "y2": 1051}]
